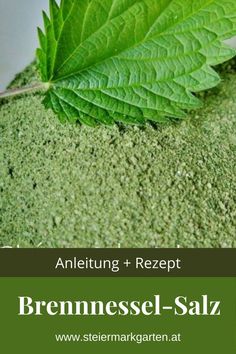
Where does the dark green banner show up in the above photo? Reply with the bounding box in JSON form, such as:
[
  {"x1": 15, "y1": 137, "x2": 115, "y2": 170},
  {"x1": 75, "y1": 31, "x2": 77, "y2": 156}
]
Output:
[
  {"x1": 0, "y1": 249, "x2": 236, "y2": 352},
  {"x1": 0, "y1": 249, "x2": 236, "y2": 276}
]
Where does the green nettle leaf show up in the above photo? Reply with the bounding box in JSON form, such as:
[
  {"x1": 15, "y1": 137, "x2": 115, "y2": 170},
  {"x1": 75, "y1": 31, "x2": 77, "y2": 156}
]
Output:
[{"x1": 36, "y1": 0, "x2": 236, "y2": 125}]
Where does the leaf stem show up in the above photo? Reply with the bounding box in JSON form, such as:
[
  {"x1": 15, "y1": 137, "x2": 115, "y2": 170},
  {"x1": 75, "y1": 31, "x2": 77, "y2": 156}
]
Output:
[{"x1": 0, "y1": 82, "x2": 50, "y2": 99}]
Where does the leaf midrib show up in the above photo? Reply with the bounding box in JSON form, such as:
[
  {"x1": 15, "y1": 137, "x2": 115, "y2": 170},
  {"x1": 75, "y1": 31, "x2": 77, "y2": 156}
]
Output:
[
  {"x1": 50, "y1": 0, "x2": 224, "y2": 84},
  {"x1": 52, "y1": 29, "x2": 223, "y2": 90},
  {"x1": 52, "y1": 0, "x2": 146, "y2": 79}
]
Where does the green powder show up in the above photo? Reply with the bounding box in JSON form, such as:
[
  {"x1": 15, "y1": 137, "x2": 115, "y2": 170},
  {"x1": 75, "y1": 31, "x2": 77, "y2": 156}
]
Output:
[{"x1": 0, "y1": 61, "x2": 236, "y2": 248}]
